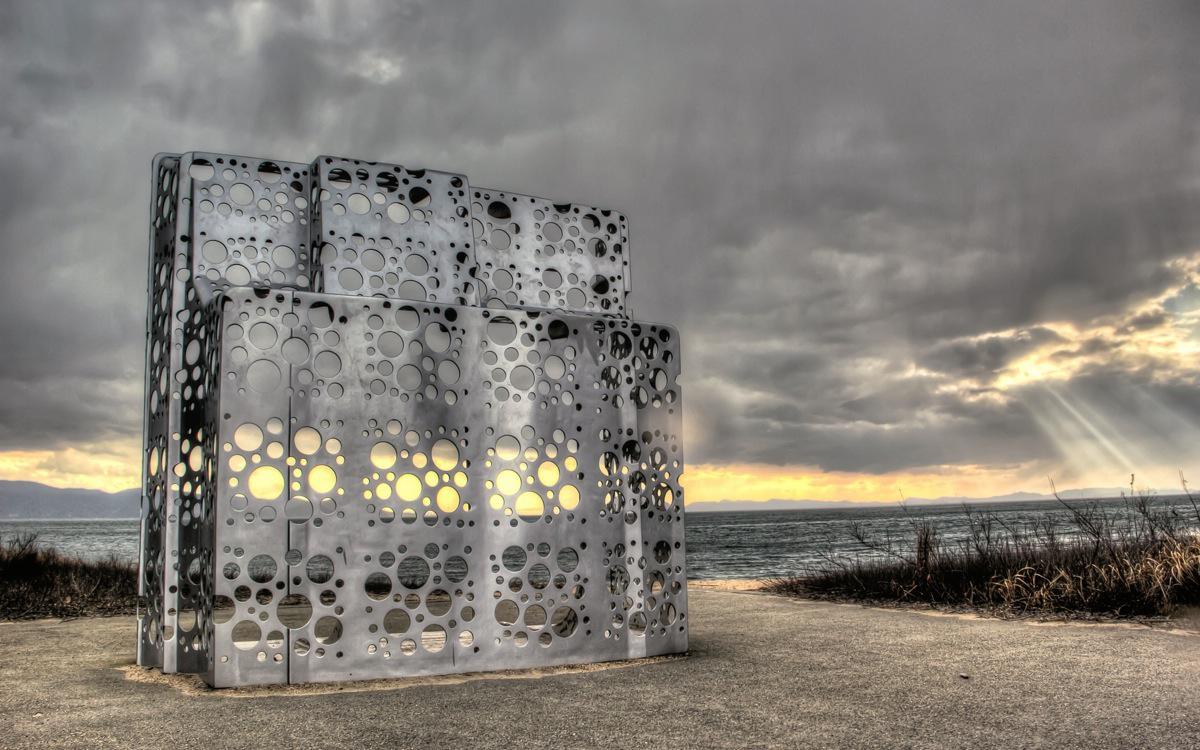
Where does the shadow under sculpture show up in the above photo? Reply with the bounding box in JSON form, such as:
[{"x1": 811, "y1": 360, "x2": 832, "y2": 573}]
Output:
[{"x1": 137, "y1": 153, "x2": 686, "y2": 687}]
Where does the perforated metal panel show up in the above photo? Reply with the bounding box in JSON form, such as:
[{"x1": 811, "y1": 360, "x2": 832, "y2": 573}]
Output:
[
  {"x1": 471, "y1": 188, "x2": 631, "y2": 314},
  {"x1": 138, "y1": 152, "x2": 314, "y2": 673},
  {"x1": 185, "y1": 152, "x2": 313, "y2": 291},
  {"x1": 137, "y1": 153, "x2": 179, "y2": 670},
  {"x1": 202, "y1": 288, "x2": 684, "y2": 686},
  {"x1": 139, "y1": 151, "x2": 687, "y2": 687},
  {"x1": 310, "y1": 156, "x2": 476, "y2": 304}
]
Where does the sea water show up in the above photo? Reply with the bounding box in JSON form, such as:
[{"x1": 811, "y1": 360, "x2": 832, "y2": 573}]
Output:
[{"x1": 4, "y1": 495, "x2": 1196, "y2": 579}]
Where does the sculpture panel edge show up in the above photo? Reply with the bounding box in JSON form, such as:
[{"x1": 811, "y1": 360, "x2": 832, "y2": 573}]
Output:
[
  {"x1": 138, "y1": 152, "x2": 180, "y2": 669},
  {"x1": 206, "y1": 288, "x2": 295, "y2": 687},
  {"x1": 141, "y1": 151, "x2": 314, "y2": 673}
]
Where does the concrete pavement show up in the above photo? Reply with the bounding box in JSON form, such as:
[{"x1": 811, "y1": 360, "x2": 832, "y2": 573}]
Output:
[{"x1": 2, "y1": 588, "x2": 1198, "y2": 749}]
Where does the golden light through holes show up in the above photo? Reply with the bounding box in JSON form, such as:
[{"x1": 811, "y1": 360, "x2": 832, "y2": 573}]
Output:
[
  {"x1": 396, "y1": 473, "x2": 422, "y2": 501},
  {"x1": 431, "y1": 439, "x2": 458, "y2": 470},
  {"x1": 294, "y1": 427, "x2": 322, "y2": 455},
  {"x1": 308, "y1": 465, "x2": 337, "y2": 494},
  {"x1": 559, "y1": 484, "x2": 580, "y2": 510},
  {"x1": 515, "y1": 491, "x2": 545, "y2": 520},
  {"x1": 495, "y1": 435, "x2": 520, "y2": 461},
  {"x1": 537, "y1": 461, "x2": 560, "y2": 486},
  {"x1": 248, "y1": 466, "x2": 285, "y2": 500},
  {"x1": 370, "y1": 442, "x2": 397, "y2": 469},
  {"x1": 496, "y1": 470, "x2": 522, "y2": 495},
  {"x1": 436, "y1": 486, "x2": 460, "y2": 512},
  {"x1": 234, "y1": 423, "x2": 263, "y2": 452}
]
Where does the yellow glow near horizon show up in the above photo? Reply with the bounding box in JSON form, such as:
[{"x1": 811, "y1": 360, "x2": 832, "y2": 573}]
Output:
[
  {"x1": 0, "y1": 440, "x2": 141, "y2": 494},
  {"x1": 681, "y1": 462, "x2": 1035, "y2": 504},
  {"x1": 0, "y1": 444, "x2": 1187, "y2": 506},
  {"x1": 680, "y1": 462, "x2": 1190, "y2": 505}
]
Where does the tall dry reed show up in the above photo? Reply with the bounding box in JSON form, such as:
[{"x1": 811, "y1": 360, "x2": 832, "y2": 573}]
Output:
[
  {"x1": 765, "y1": 488, "x2": 1200, "y2": 618},
  {"x1": 0, "y1": 533, "x2": 137, "y2": 619}
]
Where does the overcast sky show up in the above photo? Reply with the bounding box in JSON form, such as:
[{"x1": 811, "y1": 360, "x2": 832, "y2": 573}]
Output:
[{"x1": 1, "y1": 0, "x2": 1198, "y2": 500}]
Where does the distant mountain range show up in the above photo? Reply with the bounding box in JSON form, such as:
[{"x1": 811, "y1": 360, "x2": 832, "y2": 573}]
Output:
[
  {"x1": 0, "y1": 479, "x2": 1161, "y2": 519},
  {"x1": 0, "y1": 481, "x2": 140, "y2": 520}
]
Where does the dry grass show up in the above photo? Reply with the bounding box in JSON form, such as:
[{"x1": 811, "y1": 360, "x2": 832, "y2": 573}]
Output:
[
  {"x1": 765, "y1": 489, "x2": 1200, "y2": 618},
  {"x1": 0, "y1": 533, "x2": 137, "y2": 619}
]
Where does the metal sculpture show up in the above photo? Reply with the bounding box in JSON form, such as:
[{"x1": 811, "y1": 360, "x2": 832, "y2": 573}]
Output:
[{"x1": 138, "y1": 152, "x2": 686, "y2": 687}]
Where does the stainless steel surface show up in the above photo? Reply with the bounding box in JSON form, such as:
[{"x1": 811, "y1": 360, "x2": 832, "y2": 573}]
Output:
[
  {"x1": 137, "y1": 152, "x2": 179, "y2": 671},
  {"x1": 202, "y1": 288, "x2": 685, "y2": 686},
  {"x1": 471, "y1": 188, "x2": 631, "y2": 315},
  {"x1": 310, "y1": 156, "x2": 476, "y2": 304},
  {"x1": 138, "y1": 152, "x2": 313, "y2": 673},
  {"x1": 140, "y1": 152, "x2": 687, "y2": 687}
]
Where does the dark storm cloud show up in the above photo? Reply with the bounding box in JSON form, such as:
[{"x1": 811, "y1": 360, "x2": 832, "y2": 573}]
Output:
[
  {"x1": 1123, "y1": 309, "x2": 1169, "y2": 333},
  {"x1": 1, "y1": 0, "x2": 1198, "y2": 479},
  {"x1": 920, "y1": 327, "x2": 1065, "y2": 380}
]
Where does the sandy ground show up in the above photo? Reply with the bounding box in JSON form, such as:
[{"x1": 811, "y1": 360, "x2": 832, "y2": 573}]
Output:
[
  {"x1": 684, "y1": 577, "x2": 765, "y2": 591},
  {"x1": 2, "y1": 588, "x2": 1199, "y2": 749}
]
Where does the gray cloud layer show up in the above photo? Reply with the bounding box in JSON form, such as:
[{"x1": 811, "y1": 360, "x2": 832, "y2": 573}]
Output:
[{"x1": 1, "y1": 0, "x2": 1198, "y2": 482}]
